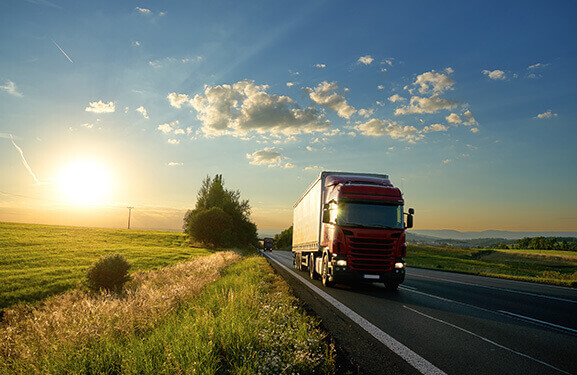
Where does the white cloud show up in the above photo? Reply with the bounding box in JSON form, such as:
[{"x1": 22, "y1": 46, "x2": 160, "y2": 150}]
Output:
[
  {"x1": 246, "y1": 148, "x2": 291, "y2": 168},
  {"x1": 358, "y1": 55, "x2": 374, "y2": 65},
  {"x1": 81, "y1": 123, "x2": 94, "y2": 129},
  {"x1": 528, "y1": 63, "x2": 548, "y2": 70},
  {"x1": 157, "y1": 120, "x2": 179, "y2": 134},
  {"x1": 184, "y1": 80, "x2": 329, "y2": 136},
  {"x1": 413, "y1": 68, "x2": 455, "y2": 94},
  {"x1": 167, "y1": 139, "x2": 180, "y2": 145},
  {"x1": 307, "y1": 81, "x2": 356, "y2": 119},
  {"x1": 168, "y1": 162, "x2": 183, "y2": 166},
  {"x1": 358, "y1": 108, "x2": 374, "y2": 118},
  {"x1": 482, "y1": 69, "x2": 507, "y2": 80},
  {"x1": 150, "y1": 56, "x2": 202, "y2": 69},
  {"x1": 395, "y1": 95, "x2": 460, "y2": 115},
  {"x1": 470, "y1": 127, "x2": 479, "y2": 133},
  {"x1": 135, "y1": 6, "x2": 152, "y2": 14},
  {"x1": 85, "y1": 100, "x2": 115, "y2": 113},
  {"x1": 133, "y1": 41, "x2": 141, "y2": 47},
  {"x1": 286, "y1": 82, "x2": 295, "y2": 87},
  {"x1": 535, "y1": 110, "x2": 558, "y2": 119},
  {"x1": 314, "y1": 63, "x2": 326, "y2": 68},
  {"x1": 422, "y1": 124, "x2": 448, "y2": 133},
  {"x1": 446, "y1": 113, "x2": 462, "y2": 125},
  {"x1": 377, "y1": 85, "x2": 384, "y2": 90},
  {"x1": 388, "y1": 94, "x2": 405, "y2": 103},
  {"x1": 1, "y1": 80, "x2": 23, "y2": 97},
  {"x1": 354, "y1": 119, "x2": 422, "y2": 142},
  {"x1": 305, "y1": 165, "x2": 323, "y2": 171},
  {"x1": 136, "y1": 106, "x2": 149, "y2": 119},
  {"x1": 167, "y1": 92, "x2": 191, "y2": 109},
  {"x1": 463, "y1": 110, "x2": 478, "y2": 125},
  {"x1": 442, "y1": 159, "x2": 452, "y2": 164}
]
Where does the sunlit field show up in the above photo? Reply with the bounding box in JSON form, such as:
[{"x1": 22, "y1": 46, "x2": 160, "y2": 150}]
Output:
[
  {"x1": 406, "y1": 244, "x2": 577, "y2": 286},
  {"x1": 0, "y1": 222, "x2": 212, "y2": 308}
]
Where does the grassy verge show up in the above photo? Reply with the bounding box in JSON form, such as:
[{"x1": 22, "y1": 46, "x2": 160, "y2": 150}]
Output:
[
  {"x1": 0, "y1": 252, "x2": 335, "y2": 374},
  {"x1": 0, "y1": 222, "x2": 212, "y2": 308},
  {"x1": 407, "y1": 244, "x2": 577, "y2": 287}
]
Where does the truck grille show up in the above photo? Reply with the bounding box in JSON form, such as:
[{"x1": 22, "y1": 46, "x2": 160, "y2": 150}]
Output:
[{"x1": 348, "y1": 237, "x2": 395, "y2": 271}]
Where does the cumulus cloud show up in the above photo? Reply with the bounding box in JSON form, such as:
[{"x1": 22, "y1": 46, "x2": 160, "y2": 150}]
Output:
[
  {"x1": 136, "y1": 106, "x2": 149, "y2": 119},
  {"x1": 422, "y1": 124, "x2": 448, "y2": 133},
  {"x1": 157, "y1": 120, "x2": 179, "y2": 134},
  {"x1": 354, "y1": 119, "x2": 422, "y2": 142},
  {"x1": 135, "y1": 6, "x2": 152, "y2": 14},
  {"x1": 388, "y1": 94, "x2": 405, "y2": 103},
  {"x1": 395, "y1": 95, "x2": 460, "y2": 115},
  {"x1": 358, "y1": 108, "x2": 374, "y2": 118},
  {"x1": 175, "y1": 80, "x2": 330, "y2": 137},
  {"x1": 286, "y1": 82, "x2": 295, "y2": 87},
  {"x1": 167, "y1": 92, "x2": 191, "y2": 108},
  {"x1": 446, "y1": 113, "x2": 462, "y2": 125},
  {"x1": 85, "y1": 100, "x2": 115, "y2": 113},
  {"x1": 246, "y1": 148, "x2": 292, "y2": 168},
  {"x1": 306, "y1": 81, "x2": 356, "y2": 119},
  {"x1": 482, "y1": 69, "x2": 507, "y2": 80},
  {"x1": 413, "y1": 68, "x2": 455, "y2": 94},
  {"x1": 167, "y1": 139, "x2": 180, "y2": 145},
  {"x1": 358, "y1": 55, "x2": 374, "y2": 65},
  {"x1": 1, "y1": 80, "x2": 23, "y2": 97},
  {"x1": 463, "y1": 110, "x2": 478, "y2": 125},
  {"x1": 535, "y1": 110, "x2": 558, "y2": 119},
  {"x1": 314, "y1": 63, "x2": 326, "y2": 68}
]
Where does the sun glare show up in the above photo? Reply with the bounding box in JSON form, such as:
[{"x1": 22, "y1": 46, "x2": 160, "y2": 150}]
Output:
[{"x1": 57, "y1": 160, "x2": 113, "y2": 205}]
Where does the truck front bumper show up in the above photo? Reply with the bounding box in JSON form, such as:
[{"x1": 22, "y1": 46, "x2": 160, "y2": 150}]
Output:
[{"x1": 330, "y1": 265, "x2": 405, "y2": 284}]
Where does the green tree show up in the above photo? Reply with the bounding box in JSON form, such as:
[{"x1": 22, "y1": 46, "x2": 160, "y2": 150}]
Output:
[
  {"x1": 274, "y1": 226, "x2": 293, "y2": 250},
  {"x1": 184, "y1": 175, "x2": 258, "y2": 248}
]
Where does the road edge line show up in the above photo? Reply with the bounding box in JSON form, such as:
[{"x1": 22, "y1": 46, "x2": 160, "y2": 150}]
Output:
[{"x1": 265, "y1": 253, "x2": 447, "y2": 375}]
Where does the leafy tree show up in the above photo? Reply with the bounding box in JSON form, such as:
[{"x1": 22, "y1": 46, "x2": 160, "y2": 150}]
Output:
[
  {"x1": 274, "y1": 226, "x2": 293, "y2": 250},
  {"x1": 184, "y1": 175, "x2": 258, "y2": 248}
]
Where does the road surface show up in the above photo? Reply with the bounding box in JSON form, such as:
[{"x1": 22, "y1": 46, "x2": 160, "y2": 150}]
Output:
[{"x1": 264, "y1": 250, "x2": 577, "y2": 375}]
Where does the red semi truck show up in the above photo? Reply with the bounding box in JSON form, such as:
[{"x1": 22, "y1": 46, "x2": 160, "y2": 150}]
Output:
[{"x1": 292, "y1": 171, "x2": 414, "y2": 290}]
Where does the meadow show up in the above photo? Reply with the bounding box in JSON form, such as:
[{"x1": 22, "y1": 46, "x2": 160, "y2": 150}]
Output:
[
  {"x1": 406, "y1": 244, "x2": 577, "y2": 286},
  {"x1": 0, "y1": 222, "x2": 211, "y2": 308},
  {"x1": 0, "y1": 222, "x2": 336, "y2": 374}
]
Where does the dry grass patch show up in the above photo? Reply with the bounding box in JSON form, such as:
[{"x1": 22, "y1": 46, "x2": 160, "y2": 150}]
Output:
[{"x1": 0, "y1": 251, "x2": 239, "y2": 372}]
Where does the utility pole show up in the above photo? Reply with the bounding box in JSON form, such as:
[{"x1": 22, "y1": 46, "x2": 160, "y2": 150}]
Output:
[{"x1": 127, "y1": 206, "x2": 134, "y2": 229}]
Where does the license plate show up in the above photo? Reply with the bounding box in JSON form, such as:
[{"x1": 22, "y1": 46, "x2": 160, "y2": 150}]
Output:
[{"x1": 363, "y1": 274, "x2": 379, "y2": 280}]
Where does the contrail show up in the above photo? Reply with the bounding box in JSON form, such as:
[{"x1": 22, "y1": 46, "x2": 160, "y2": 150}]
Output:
[
  {"x1": 52, "y1": 40, "x2": 74, "y2": 63},
  {"x1": 9, "y1": 134, "x2": 40, "y2": 184}
]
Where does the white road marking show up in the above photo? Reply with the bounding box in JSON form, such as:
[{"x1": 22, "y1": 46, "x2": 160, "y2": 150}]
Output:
[
  {"x1": 404, "y1": 305, "x2": 572, "y2": 375},
  {"x1": 409, "y1": 272, "x2": 577, "y2": 304},
  {"x1": 498, "y1": 311, "x2": 577, "y2": 335},
  {"x1": 266, "y1": 253, "x2": 447, "y2": 375}
]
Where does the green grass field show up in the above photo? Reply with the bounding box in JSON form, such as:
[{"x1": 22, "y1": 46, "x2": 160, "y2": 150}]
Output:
[
  {"x1": 0, "y1": 222, "x2": 213, "y2": 308},
  {"x1": 406, "y1": 244, "x2": 577, "y2": 286}
]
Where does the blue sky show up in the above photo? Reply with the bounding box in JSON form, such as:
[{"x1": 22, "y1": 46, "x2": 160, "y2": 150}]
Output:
[{"x1": 1, "y1": 0, "x2": 576, "y2": 232}]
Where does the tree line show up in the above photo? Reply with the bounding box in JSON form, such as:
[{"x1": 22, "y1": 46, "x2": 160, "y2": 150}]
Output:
[{"x1": 510, "y1": 236, "x2": 577, "y2": 251}]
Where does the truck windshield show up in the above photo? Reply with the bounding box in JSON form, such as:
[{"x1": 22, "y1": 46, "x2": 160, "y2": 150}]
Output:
[{"x1": 337, "y1": 202, "x2": 403, "y2": 229}]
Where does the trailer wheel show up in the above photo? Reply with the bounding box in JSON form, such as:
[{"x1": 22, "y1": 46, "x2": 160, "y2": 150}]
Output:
[
  {"x1": 321, "y1": 254, "x2": 334, "y2": 287},
  {"x1": 309, "y1": 254, "x2": 317, "y2": 279},
  {"x1": 295, "y1": 253, "x2": 301, "y2": 271}
]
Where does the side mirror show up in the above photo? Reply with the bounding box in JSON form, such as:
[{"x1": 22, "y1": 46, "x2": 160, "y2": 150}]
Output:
[
  {"x1": 322, "y1": 209, "x2": 330, "y2": 223},
  {"x1": 408, "y1": 208, "x2": 414, "y2": 215},
  {"x1": 406, "y1": 214, "x2": 413, "y2": 229}
]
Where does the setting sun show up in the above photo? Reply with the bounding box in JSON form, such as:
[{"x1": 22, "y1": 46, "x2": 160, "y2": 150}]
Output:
[{"x1": 57, "y1": 160, "x2": 113, "y2": 205}]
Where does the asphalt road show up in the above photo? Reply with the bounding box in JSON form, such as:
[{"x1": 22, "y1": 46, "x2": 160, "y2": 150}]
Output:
[{"x1": 264, "y1": 250, "x2": 577, "y2": 375}]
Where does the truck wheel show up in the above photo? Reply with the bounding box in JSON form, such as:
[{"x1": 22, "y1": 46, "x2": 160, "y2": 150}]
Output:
[
  {"x1": 309, "y1": 254, "x2": 317, "y2": 279},
  {"x1": 321, "y1": 254, "x2": 334, "y2": 287}
]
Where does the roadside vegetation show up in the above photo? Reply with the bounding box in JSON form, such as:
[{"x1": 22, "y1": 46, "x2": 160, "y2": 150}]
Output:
[
  {"x1": 406, "y1": 244, "x2": 577, "y2": 287},
  {"x1": 0, "y1": 221, "x2": 210, "y2": 308},
  {"x1": 273, "y1": 225, "x2": 292, "y2": 250},
  {"x1": 0, "y1": 252, "x2": 335, "y2": 374}
]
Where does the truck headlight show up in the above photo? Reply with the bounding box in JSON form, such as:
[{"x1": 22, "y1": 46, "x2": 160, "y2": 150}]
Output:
[
  {"x1": 394, "y1": 262, "x2": 405, "y2": 269},
  {"x1": 336, "y1": 259, "x2": 347, "y2": 267}
]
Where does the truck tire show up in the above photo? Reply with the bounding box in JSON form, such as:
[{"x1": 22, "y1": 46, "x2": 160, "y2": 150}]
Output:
[
  {"x1": 295, "y1": 253, "x2": 301, "y2": 271},
  {"x1": 309, "y1": 253, "x2": 317, "y2": 280},
  {"x1": 321, "y1": 254, "x2": 335, "y2": 287}
]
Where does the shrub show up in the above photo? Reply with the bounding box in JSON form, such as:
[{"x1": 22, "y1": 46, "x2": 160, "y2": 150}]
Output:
[{"x1": 86, "y1": 254, "x2": 131, "y2": 292}]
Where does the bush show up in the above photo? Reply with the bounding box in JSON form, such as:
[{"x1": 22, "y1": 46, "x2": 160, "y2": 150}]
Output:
[{"x1": 86, "y1": 254, "x2": 131, "y2": 292}]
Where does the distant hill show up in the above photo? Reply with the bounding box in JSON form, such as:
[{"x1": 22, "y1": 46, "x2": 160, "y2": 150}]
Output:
[{"x1": 410, "y1": 229, "x2": 577, "y2": 240}]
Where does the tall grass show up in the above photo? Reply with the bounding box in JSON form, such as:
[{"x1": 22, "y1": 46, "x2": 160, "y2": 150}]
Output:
[
  {"x1": 0, "y1": 222, "x2": 211, "y2": 308},
  {"x1": 0, "y1": 253, "x2": 335, "y2": 374}
]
